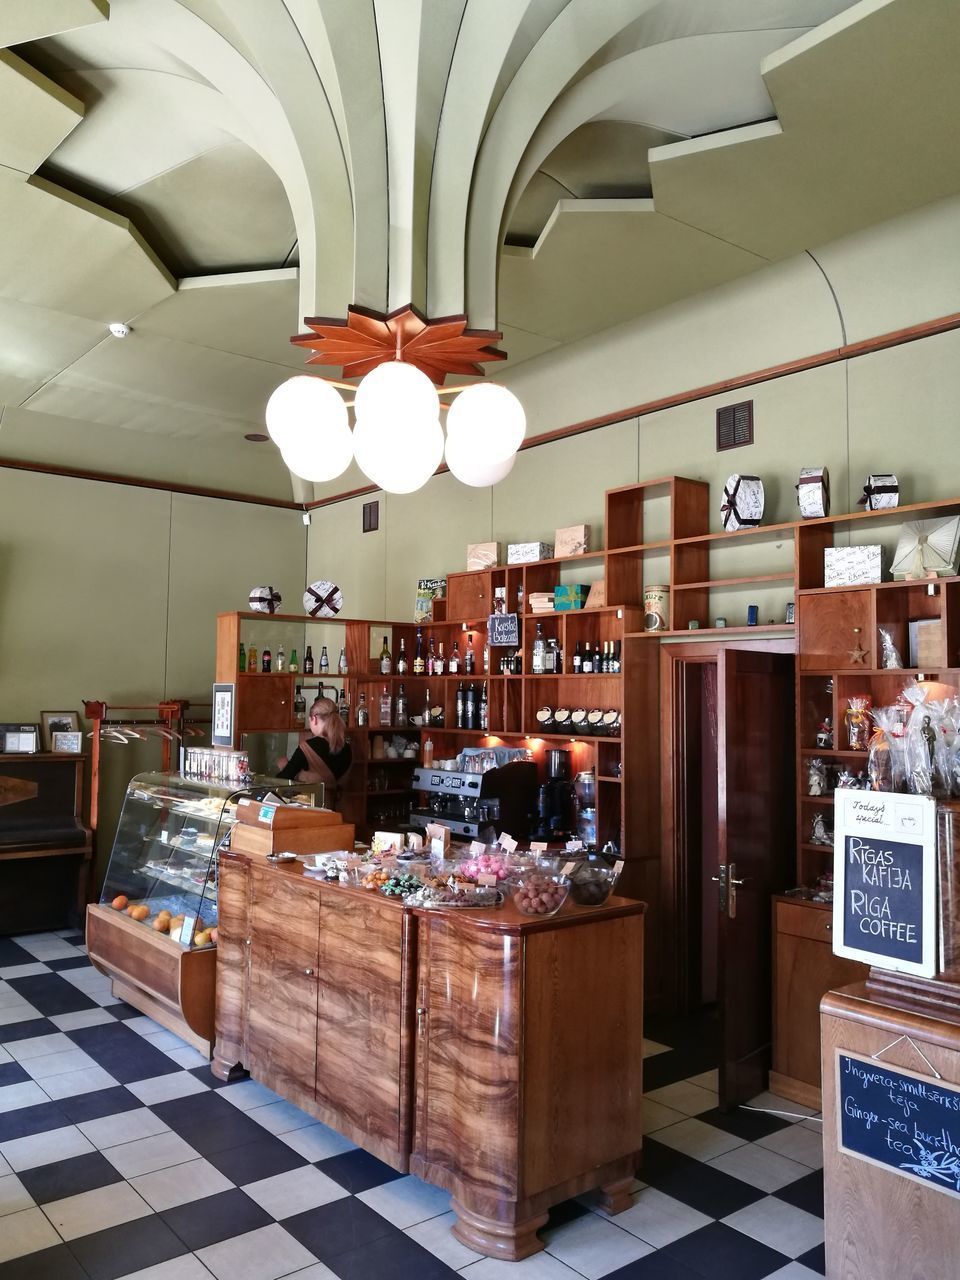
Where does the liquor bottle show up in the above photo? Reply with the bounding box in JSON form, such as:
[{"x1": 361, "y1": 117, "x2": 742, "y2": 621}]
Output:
[
  {"x1": 613, "y1": 640, "x2": 621, "y2": 674},
  {"x1": 582, "y1": 642, "x2": 593, "y2": 674},
  {"x1": 261, "y1": 646, "x2": 272, "y2": 674},
  {"x1": 289, "y1": 648, "x2": 299, "y2": 673},
  {"x1": 304, "y1": 646, "x2": 314, "y2": 674},
  {"x1": 483, "y1": 642, "x2": 489, "y2": 674},
  {"x1": 379, "y1": 635, "x2": 392, "y2": 674},
  {"x1": 413, "y1": 627, "x2": 425, "y2": 675},
  {"x1": 276, "y1": 643, "x2": 285, "y2": 672},
  {"x1": 356, "y1": 692, "x2": 368, "y2": 727},
  {"x1": 456, "y1": 681, "x2": 465, "y2": 729},
  {"x1": 449, "y1": 641, "x2": 461, "y2": 675},
  {"x1": 532, "y1": 623, "x2": 545, "y2": 674},
  {"x1": 396, "y1": 638, "x2": 407, "y2": 674},
  {"x1": 434, "y1": 642, "x2": 445, "y2": 676},
  {"x1": 465, "y1": 634, "x2": 476, "y2": 675},
  {"x1": 479, "y1": 682, "x2": 489, "y2": 732},
  {"x1": 572, "y1": 641, "x2": 582, "y2": 674},
  {"x1": 396, "y1": 683, "x2": 408, "y2": 727},
  {"x1": 238, "y1": 642, "x2": 246, "y2": 673},
  {"x1": 465, "y1": 684, "x2": 476, "y2": 730},
  {"x1": 248, "y1": 643, "x2": 258, "y2": 673},
  {"x1": 427, "y1": 636, "x2": 436, "y2": 676},
  {"x1": 294, "y1": 686, "x2": 306, "y2": 721},
  {"x1": 338, "y1": 646, "x2": 348, "y2": 674},
  {"x1": 319, "y1": 645, "x2": 329, "y2": 673},
  {"x1": 424, "y1": 686, "x2": 432, "y2": 724},
  {"x1": 379, "y1": 684, "x2": 392, "y2": 726}
]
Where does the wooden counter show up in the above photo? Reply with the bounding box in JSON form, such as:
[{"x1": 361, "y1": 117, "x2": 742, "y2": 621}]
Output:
[{"x1": 213, "y1": 852, "x2": 646, "y2": 1260}]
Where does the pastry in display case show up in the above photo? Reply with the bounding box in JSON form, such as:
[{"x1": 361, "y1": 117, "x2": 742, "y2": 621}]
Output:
[{"x1": 86, "y1": 771, "x2": 322, "y2": 1054}]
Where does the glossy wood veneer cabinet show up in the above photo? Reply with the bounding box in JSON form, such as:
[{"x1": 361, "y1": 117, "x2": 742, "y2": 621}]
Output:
[{"x1": 213, "y1": 854, "x2": 646, "y2": 1259}]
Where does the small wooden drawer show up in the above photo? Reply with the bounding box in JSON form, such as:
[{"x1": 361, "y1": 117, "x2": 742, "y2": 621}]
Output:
[{"x1": 776, "y1": 899, "x2": 834, "y2": 944}]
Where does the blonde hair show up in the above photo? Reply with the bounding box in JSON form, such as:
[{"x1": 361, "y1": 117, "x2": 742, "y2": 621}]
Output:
[{"x1": 310, "y1": 696, "x2": 346, "y2": 753}]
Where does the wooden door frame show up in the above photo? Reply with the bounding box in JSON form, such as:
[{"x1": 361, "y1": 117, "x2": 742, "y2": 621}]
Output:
[{"x1": 659, "y1": 636, "x2": 795, "y2": 1014}]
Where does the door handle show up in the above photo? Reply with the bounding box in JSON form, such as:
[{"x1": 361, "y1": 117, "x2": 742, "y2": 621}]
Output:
[{"x1": 712, "y1": 864, "x2": 748, "y2": 918}]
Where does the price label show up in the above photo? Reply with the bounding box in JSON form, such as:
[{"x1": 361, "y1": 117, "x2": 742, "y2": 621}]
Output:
[
  {"x1": 430, "y1": 837, "x2": 447, "y2": 859},
  {"x1": 469, "y1": 840, "x2": 486, "y2": 856},
  {"x1": 177, "y1": 915, "x2": 196, "y2": 945},
  {"x1": 477, "y1": 873, "x2": 498, "y2": 887},
  {"x1": 498, "y1": 833, "x2": 518, "y2": 853},
  {"x1": 614, "y1": 860, "x2": 624, "y2": 876},
  {"x1": 529, "y1": 841, "x2": 549, "y2": 853},
  {"x1": 258, "y1": 804, "x2": 277, "y2": 825},
  {"x1": 565, "y1": 839, "x2": 583, "y2": 852},
  {"x1": 561, "y1": 861, "x2": 577, "y2": 877}
]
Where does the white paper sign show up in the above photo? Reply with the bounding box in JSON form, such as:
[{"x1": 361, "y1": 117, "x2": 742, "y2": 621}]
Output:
[
  {"x1": 565, "y1": 839, "x2": 583, "y2": 852},
  {"x1": 529, "y1": 841, "x2": 549, "y2": 853},
  {"x1": 498, "y1": 833, "x2": 518, "y2": 853},
  {"x1": 561, "y1": 861, "x2": 577, "y2": 877},
  {"x1": 468, "y1": 840, "x2": 486, "y2": 856}
]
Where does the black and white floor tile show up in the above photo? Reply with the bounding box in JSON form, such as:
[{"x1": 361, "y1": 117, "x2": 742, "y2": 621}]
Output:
[{"x1": 0, "y1": 932, "x2": 825, "y2": 1279}]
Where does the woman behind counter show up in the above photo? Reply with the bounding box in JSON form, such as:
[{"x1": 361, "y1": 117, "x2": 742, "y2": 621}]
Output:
[{"x1": 276, "y1": 696, "x2": 352, "y2": 790}]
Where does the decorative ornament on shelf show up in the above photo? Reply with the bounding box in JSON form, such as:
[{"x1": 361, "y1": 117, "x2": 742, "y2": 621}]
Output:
[
  {"x1": 267, "y1": 305, "x2": 524, "y2": 494},
  {"x1": 848, "y1": 628, "x2": 869, "y2": 665},
  {"x1": 796, "y1": 466, "x2": 830, "y2": 519},
  {"x1": 807, "y1": 757, "x2": 828, "y2": 796},
  {"x1": 879, "y1": 627, "x2": 904, "y2": 669},
  {"x1": 890, "y1": 516, "x2": 960, "y2": 580},
  {"x1": 720, "y1": 474, "x2": 764, "y2": 531},
  {"x1": 858, "y1": 473, "x2": 899, "y2": 511},
  {"x1": 248, "y1": 586, "x2": 282, "y2": 614},
  {"x1": 303, "y1": 581, "x2": 343, "y2": 618}
]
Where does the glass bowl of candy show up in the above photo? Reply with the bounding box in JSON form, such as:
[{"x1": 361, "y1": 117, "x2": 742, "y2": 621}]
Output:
[
  {"x1": 511, "y1": 871, "x2": 570, "y2": 917},
  {"x1": 378, "y1": 871, "x2": 423, "y2": 898},
  {"x1": 568, "y1": 864, "x2": 619, "y2": 906},
  {"x1": 458, "y1": 849, "x2": 512, "y2": 883}
]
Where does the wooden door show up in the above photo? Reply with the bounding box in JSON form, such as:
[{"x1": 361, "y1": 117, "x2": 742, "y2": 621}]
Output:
[
  {"x1": 717, "y1": 648, "x2": 795, "y2": 1108},
  {"x1": 246, "y1": 866, "x2": 319, "y2": 1108}
]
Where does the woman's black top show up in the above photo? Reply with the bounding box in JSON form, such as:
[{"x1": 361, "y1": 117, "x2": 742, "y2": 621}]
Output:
[{"x1": 276, "y1": 737, "x2": 352, "y2": 781}]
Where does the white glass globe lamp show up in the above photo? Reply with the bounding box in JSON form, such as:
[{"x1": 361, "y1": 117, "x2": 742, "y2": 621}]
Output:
[
  {"x1": 353, "y1": 361, "x2": 440, "y2": 428},
  {"x1": 353, "y1": 409, "x2": 445, "y2": 494},
  {"x1": 281, "y1": 423, "x2": 354, "y2": 483},
  {"x1": 444, "y1": 428, "x2": 517, "y2": 487},
  {"x1": 265, "y1": 375, "x2": 351, "y2": 472},
  {"x1": 445, "y1": 382, "x2": 525, "y2": 462}
]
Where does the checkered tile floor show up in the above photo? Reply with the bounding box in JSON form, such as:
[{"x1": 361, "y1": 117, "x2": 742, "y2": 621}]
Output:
[{"x1": 0, "y1": 930, "x2": 826, "y2": 1279}]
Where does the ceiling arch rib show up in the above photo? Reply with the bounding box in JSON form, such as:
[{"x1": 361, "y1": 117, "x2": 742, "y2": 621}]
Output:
[
  {"x1": 465, "y1": 0, "x2": 662, "y2": 330},
  {"x1": 426, "y1": 0, "x2": 569, "y2": 318}
]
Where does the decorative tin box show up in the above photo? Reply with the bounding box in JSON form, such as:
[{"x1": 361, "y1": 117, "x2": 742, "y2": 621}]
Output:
[
  {"x1": 248, "y1": 586, "x2": 282, "y2": 614},
  {"x1": 858, "y1": 474, "x2": 899, "y2": 511},
  {"x1": 553, "y1": 584, "x2": 589, "y2": 611},
  {"x1": 507, "y1": 541, "x2": 554, "y2": 564},
  {"x1": 720, "y1": 475, "x2": 764, "y2": 531},
  {"x1": 466, "y1": 542, "x2": 499, "y2": 571},
  {"x1": 554, "y1": 524, "x2": 589, "y2": 557},
  {"x1": 824, "y1": 545, "x2": 882, "y2": 587},
  {"x1": 797, "y1": 467, "x2": 830, "y2": 519},
  {"x1": 303, "y1": 579, "x2": 342, "y2": 617}
]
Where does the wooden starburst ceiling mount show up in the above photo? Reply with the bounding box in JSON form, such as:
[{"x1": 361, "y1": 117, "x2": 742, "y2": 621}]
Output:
[{"x1": 290, "y1": 304, "x2": 507, "y2": 385}]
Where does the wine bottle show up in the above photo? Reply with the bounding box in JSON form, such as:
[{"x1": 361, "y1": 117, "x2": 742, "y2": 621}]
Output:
[
  {"x1": 379, "y1": 635, "x2": 392, "y2": 675},
  {"x1": 413, "y1": 626, "x2": 425, "y2": 675},
  {"x1": 434, "y1": 642, "x2": 445, "y2": 676},
  {"x1": 396, "y1": 638, "x2": 407, "y2": 674},
  {"x1": 532, "y1": 623, "x2": 545, "y2": 674},
  {"x1": 449, "y1": 641, "x2": 461, "y2": 675},
  {"x1": 456, "y1": 681, "x2": 465, "y2": 729},
  {"x1": 465, "y1": 634, "x2": 476, "y2": 675},
  {"x1": 572, "y1": 641, "x2": 582, "y2": 674},
  {"x1": 479, "y1": 682, "x2": 489, "y2": 732},
  {"x1": 465, "y1": 683, "x2": 476, "y2": 730}
]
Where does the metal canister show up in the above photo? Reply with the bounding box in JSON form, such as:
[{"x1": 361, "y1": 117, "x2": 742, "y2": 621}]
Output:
[{"x1": 643, "y1": 585, "x2": 670, "y2": 632}]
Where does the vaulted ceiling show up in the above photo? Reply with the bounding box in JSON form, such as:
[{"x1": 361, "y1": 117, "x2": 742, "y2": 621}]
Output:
[{"x1": 0, "y1": 0, "x2": 958, "y2": 501}]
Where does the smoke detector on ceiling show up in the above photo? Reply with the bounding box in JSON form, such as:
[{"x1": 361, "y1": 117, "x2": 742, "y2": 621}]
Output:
[{"x1": 108, "y1": 322, "x2": 130, "y2": 338}]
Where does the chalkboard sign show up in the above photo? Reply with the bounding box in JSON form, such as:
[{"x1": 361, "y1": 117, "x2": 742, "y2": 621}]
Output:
[
  {"x1": 833, "y1": 790, "x2": 937, "y2": 977},
  {"x1": 488, "y1": 612, "x2": 519, "y2": 647},
  {"x1": 836, "y1": 1051, "x2": 960, "y2": 1198}
]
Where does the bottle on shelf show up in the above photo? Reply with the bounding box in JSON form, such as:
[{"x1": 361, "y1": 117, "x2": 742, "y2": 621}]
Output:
[
  {"x1": 449, "y1": 641, "x2": 461, "y2": 675},
  {"x1": 294, "y1": 686, "x2": 307, "y2": 722},
  {"x1": 582, "y1": 642, "x2": 593, "y2": 674},
  {"x1": 422, "y1": 736, "x2": 434, "y2": 768},
  {"x1": 465, "y1": 633, "x2": 476, "y2": 675},
  {"x1": 397, "y1": 638, "x2": 408, "y2": 674},
  {"x1": 289, "y1": 647, "x2": 299, "y2": 673},
  {"x1": 276, "y1": 643, "x2": 285, "y2": 672},
  {"x1": 479, "y1": 682, "x2": 489, "y2": 732},
  {"x1": 613, "y1": 640, "x2": 622, "y2": 673},
  {"x1": 379, "y1": 684, "x2": 392, "y2": 726},
  {"x1": 238, "y1": 642, "x2": 246, "y2": 673},
  {"x1": 356, "y1": 692, "x2": 369, "y2": 727},
  {"x1": 435, "y1": 642, "x2": 445, "y2": 676},
  {"x1": 396, "y1": 683, "x2": 408, "y2": 727},
  {"x1": 465, "y1": 683, "x2": 477, "y2": 730},
  {"x1": 572, "y1": 641, "x2": 582, "y2": 674},
  {"x1": 427, "y1": 635, "x2": 436, "y2": 676},
  {"x1": 380, "y1": 635, "x2": 392, "y2": 674},
  {"x1": 483, "y1": 641, "x2": 489, "y2": 674},
  {"x1": 247, "y1": 643, "x2": 258, "y2": 673},
  {"x1": 338, "y1": 646, "x2": 348, "y2": 675},
  {"x1": 413, "y1": 626, "x2": 425, "y2": 675},
  {"x1": 304, "y1": 646, "x2": 314, "y2": 674},
  {"x1": 337, "y1": 686, "x2": 349, "y2": 721},
  {"x1": 532, "y1": 623, "x2": 546, "y2": 674},
  {"x1": 319, "y1": 645, "x2": 330, "y2": 674},
  {"x1": 456, "y1": 681, "x2": 465, "y2": 728},
  {"x1": 262, "y1": 646, "x2": 272, "y2": 674},
  {"x1": 424, "y1": 685, "x2": 432, "y2": 724}
]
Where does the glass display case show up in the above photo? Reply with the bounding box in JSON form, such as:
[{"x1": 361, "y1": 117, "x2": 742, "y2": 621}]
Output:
[{"x1": 96, "y1": 772, "x2": 323, "y2": 949}]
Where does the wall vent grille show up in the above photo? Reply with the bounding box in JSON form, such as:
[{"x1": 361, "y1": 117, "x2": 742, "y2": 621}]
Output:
[
  {"x1": 362, "y1": 500, "x2": 379, "y2": 532},
  {"x1": 716, "y1": 401, "x2": 754, "y2": 451}
]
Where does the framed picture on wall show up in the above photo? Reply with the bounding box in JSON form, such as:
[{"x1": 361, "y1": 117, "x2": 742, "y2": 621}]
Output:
[
  {"x1": 212, "y1": 683, "x2": 235, "y2": 748},
  {"x1": 52, "y1": 731, "x2": 83, "y2": 754},
  {"x1": 40, "y1": 711, "x2": 80, "y2": 753}
]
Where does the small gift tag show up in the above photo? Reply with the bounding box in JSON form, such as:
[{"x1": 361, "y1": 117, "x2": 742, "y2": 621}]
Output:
[
  {"x1": 477, "y1": 873, "x2": 498, "y2": 887},
  {"x1": 498, "y1": 833, "x2": 518, "y2": 853},
  {"x1": 561, "y1": 861, "x2": 577, "y2": 877},
  {"x1": 468, "y1": 840, "x2": 486, "y2": 856},
  {"x1": 529, "y1": 841, "x2": 549, "y2": 853}
]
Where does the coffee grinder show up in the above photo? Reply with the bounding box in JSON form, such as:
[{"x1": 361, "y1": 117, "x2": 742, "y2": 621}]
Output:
[{"x1": 534, "y1": 748, "x2": 575, "y2": 841}]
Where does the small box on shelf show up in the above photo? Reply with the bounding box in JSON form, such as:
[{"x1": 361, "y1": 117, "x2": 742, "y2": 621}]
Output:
[{"x1": 507, "y1": 542, "x2": 554, "y2": 565}]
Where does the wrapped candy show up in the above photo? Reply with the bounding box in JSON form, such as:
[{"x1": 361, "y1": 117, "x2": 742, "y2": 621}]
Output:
[
  {"x1": 868, "y1": 707, "x2": 906, "y2": 793},
  {"x1": 845, "y1": 696, "x2": 872, "y2": 751}
]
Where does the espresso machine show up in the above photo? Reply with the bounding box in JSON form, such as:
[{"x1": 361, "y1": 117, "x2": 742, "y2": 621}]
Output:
[
  {"x1": 410, "y1": 758, "x2": 537, "y2": 841},
  {"x1": 531, "y1": 748, "x2": 575, "y2": 842}
]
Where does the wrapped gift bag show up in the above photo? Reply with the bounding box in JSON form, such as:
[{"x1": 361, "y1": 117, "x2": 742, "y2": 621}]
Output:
[{"x1": 248, "y1": 586, "x2": 282, "y2": 614}]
